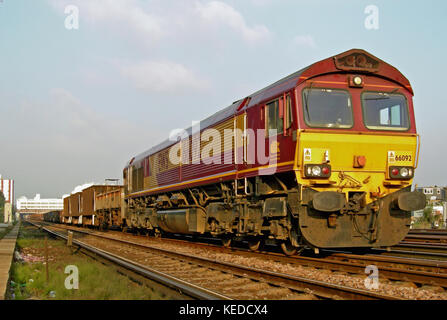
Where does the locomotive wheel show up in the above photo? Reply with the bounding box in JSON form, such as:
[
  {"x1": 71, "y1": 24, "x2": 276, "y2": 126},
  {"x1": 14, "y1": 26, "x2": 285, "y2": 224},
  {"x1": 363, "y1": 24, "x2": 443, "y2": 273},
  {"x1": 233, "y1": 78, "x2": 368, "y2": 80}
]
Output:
[
  {"x1": 281, "y1": 241, "x2": 298, "y2": 256},
  {"x1": 248, "y1": 238, "x2": 261, "y2": 251},
  {"x1": 221, "y1": 237, "x2": 232, "y2": 248}
]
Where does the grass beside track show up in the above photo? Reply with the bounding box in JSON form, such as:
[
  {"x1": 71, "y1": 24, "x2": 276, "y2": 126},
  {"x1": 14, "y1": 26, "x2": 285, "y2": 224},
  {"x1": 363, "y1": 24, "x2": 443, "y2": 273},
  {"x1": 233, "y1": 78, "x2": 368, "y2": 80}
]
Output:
[{"x1": 8, "y1": 224, "x2": 169, "y2": 300}]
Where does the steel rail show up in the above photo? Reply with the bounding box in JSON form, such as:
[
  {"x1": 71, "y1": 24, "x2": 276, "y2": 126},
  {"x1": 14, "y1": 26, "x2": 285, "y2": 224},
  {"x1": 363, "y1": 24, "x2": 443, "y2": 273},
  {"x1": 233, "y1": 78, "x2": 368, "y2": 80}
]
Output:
[
  {"x1": 403, "y1": 235, "x2": 447, "y2": 244},
  {"x1": 393, "y1": 243, "x2": 447, "y2": 253},
  {"x1": 405, "y1": 235, "x2": 447, "y2": 240},
  {"x1": 372, "y1": 247, "x2": 447, "y2": 261},
  {"x1": 409, "y1": 229, "x2": 447, "y2": 235}
]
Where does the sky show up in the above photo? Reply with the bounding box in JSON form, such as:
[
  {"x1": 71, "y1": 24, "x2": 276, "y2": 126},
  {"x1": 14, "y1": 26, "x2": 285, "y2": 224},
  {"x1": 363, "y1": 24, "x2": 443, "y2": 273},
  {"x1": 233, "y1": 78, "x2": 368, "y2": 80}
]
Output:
[{"x1": 0, "y1": 0, "x2": 446, "y2": 199}]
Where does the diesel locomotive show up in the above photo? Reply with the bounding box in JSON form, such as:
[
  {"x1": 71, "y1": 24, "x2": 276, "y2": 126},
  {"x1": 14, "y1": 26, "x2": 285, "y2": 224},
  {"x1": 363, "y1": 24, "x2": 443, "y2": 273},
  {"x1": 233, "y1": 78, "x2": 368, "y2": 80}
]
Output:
[{"x1": 64, "y1": 49, "x2": 426, "y2": 255}]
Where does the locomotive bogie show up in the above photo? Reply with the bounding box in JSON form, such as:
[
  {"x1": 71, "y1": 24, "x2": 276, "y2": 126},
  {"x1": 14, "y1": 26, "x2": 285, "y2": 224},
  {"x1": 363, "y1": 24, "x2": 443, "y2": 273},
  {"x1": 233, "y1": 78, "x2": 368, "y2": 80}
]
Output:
[{"x1": 123, "y1": 173, "x2": 302, "y2": 249}]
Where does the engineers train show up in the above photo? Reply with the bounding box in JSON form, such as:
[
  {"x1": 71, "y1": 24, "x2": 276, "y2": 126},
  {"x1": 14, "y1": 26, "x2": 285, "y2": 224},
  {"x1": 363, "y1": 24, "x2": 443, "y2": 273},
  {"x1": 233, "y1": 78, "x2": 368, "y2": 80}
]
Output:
[{"x1": 58, "y1": 49, "x2": 426, "y2": 255}]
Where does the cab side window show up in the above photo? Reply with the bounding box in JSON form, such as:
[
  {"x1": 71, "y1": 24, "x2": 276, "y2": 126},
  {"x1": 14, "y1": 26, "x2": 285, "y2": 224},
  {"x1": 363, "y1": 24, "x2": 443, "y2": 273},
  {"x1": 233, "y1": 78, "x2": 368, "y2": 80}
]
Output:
[
  {"x1": 265, "y1": 94, "x2": 293, "y2": 136},
  {"x1": 266, "y1": 100, "x2": 283, "y2": 136}
]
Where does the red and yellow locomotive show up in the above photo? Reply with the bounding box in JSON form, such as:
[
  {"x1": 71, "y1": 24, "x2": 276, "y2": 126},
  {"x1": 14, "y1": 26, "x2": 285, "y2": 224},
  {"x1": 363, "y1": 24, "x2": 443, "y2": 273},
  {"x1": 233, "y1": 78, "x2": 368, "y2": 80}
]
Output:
[{"x1": 121, "y1": 49, "x2": 425, "y2": 254}]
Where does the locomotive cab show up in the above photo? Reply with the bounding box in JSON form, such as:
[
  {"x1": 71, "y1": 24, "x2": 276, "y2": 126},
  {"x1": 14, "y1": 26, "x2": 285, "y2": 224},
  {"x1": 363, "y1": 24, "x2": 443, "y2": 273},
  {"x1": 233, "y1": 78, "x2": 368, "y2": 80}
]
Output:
[{"x1": 292, "y1": 49, "x2": 425, "y2": 249}]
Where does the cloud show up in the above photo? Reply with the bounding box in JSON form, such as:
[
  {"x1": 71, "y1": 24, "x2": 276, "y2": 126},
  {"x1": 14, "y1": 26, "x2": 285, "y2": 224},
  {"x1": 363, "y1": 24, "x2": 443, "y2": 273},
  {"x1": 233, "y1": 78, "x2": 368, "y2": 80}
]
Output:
[
  {"x1": 194, "y1": 1, "x2": 271, "y2": 43},
  {"x1": 0, "y1": 88, "x2": 162, "y2": 197},
  {"x1": 118, "y1": 60, "x2": 209, "y2": 93},
  {"x1": 49, "y1": 0, "x2": 271, "y2": 46},
  {"x1": 292, "y1": 35, "x2": 317, "y2": 48},
  {"x1": 48, "y1": 0, "x2": 164, "y2": 42}
]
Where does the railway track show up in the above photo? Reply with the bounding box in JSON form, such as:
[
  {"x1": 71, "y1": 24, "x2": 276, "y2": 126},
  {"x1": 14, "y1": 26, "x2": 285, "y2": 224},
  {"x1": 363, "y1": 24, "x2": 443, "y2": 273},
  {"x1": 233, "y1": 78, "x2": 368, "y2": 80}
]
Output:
[
  {"x1": 405, "y1": 235, "x2": 447, "y2": 243},
  {"x1": 47, "y1": 222, "x2": 447, "y2": 288},
  {"x1": 382, "y1": 228, "x2": 447, "y2": 260},
  {"x1": 26, "y1": 220, "x2": 400, "y2": 300},
  {"x1": 405, "y1": 229, "x2": 447, "y2": 245},
  {"x1": 409, "y1": 229, "x2": 447, "y2": 235},
  {"x1": 26, "y1": 221, "x2": 227, "y2": 300},
  {"x1": 381, "y1": 244, "x2": 447, "y2": 261},
  {"x1": 402, "y1": 229, "x2": 447, "y2": 246},
  {"x1": 27, "y1": 220, "x2": 447, "y2": 299}
]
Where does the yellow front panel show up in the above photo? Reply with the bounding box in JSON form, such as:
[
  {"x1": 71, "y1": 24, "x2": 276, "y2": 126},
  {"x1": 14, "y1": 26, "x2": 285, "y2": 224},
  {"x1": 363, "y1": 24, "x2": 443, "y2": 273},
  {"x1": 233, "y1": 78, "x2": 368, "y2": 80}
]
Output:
[{"x1": 296, "y1": 131, "x2": 418, "y2": 204}]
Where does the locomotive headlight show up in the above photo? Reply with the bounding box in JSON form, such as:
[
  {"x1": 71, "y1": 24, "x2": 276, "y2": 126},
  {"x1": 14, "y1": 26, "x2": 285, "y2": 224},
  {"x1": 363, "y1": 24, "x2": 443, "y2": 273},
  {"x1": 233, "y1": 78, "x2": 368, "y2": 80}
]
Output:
[
  {"x1": 304, "y1": 164, "x2": 331, "y2": 178},
  {"x1": 389, "y1": 166, "x2": 414, "y2": 180},
  {"x1": 400, "y1": 168, "x2": 409, "y2": 177},
  {"x1": 350, "y1": 75, "x2": 364, "y2": 88},
  {"x1": 307, "y1": 166, "x2": 312, "y2": 176},
  {"x1": 353, "y1": 76, "x2": 362, "y2": 86},
  {"x1": 312, "y1": 166, "x2": 322, "y2": 176}
]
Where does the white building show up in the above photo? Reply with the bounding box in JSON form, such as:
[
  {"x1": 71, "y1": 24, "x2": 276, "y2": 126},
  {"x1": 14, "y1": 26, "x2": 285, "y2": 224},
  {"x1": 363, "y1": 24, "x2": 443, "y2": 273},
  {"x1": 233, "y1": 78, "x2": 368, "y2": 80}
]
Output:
[
  {"x1": 16, "y1": 194, "x2": 63, "y2": 213},
  {"x1": 0, "y1": 175, "x2": 14, "y2": 223}
]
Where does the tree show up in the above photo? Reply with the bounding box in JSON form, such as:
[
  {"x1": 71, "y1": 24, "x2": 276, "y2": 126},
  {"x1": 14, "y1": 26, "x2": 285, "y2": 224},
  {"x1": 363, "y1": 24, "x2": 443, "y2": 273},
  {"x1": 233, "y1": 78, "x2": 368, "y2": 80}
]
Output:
[{"x1": 422, "y1": 204, "x2": 434, "y2": 225}]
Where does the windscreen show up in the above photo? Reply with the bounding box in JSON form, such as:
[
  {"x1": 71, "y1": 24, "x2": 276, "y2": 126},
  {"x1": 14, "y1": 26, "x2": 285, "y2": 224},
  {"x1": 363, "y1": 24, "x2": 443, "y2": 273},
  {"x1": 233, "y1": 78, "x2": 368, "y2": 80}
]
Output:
[
  {"x1": 362, "y1": 92, "x2": 409, "y2": 130},
  {"x1": 302, "y1": 88, "x2": 353, "y2": 128}
]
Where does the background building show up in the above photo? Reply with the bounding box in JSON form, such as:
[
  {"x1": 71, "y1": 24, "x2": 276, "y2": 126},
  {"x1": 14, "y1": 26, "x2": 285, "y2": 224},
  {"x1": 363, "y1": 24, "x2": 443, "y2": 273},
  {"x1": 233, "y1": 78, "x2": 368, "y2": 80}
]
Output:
[
  {"x1": 16, "y1": 194, "x2": 63, "y2": 215},
  {"x1": 0, "y1": 176, "x2": 14, "y2": 223},
  {"x1": 416, "y1": 186, "x2": 446, "y2": 202}
]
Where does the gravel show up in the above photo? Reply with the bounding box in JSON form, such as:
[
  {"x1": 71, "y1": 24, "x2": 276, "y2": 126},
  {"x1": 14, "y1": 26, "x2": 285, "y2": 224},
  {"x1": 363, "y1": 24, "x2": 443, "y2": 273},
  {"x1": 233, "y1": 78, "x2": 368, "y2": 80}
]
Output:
[{"x1": 60, "y1": 226, "x2": 447, "y2": 300}]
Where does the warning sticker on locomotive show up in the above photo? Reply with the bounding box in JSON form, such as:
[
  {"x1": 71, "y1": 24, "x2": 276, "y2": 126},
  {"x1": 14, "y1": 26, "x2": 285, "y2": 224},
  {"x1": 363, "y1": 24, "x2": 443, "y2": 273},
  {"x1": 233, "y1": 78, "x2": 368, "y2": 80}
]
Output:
[
  {"x1": 388, "y1": 151, "x2": 413, "y2": 165},
  {"x1": 388, "y1": 151, "x2": 396, "y2": 163},
  {"x1": 304, "y1": 148, "x2": 312, "y2": 162}
]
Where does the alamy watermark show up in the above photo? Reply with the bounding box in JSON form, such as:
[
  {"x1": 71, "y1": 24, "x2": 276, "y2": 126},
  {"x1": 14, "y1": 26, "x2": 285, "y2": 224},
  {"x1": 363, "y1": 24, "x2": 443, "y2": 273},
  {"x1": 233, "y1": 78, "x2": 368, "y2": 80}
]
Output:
[
  {"x1": 167, "y1": 122, "x2": 280, "y2": 175},
  {"x1": 364, "y1": 265, "x2": 379, "y2": 290},
  {"x1": 64, "y1": 5, "x2": 79, "y2": 30},
  {"x1": 364, "y1": 5, "x2": 379, "y2": 30},
  {"x1": 64, "y1": 265, "x2": 79, "y2": 289}
]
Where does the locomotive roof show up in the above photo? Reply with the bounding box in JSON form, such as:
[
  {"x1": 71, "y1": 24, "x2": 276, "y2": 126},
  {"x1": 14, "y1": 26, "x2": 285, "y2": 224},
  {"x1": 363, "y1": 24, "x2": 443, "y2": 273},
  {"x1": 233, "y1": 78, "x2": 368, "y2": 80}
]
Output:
[{"x1": 127, "y1": 49, "x2": 412, "y2": 168}]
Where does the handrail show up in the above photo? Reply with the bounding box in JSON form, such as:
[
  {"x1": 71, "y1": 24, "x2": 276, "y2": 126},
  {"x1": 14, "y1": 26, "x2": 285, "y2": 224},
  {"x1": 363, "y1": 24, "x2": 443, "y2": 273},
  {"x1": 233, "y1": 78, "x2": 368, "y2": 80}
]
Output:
[{"x1": 415, "y1": 134, "x2": 421, "y2": 169}]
